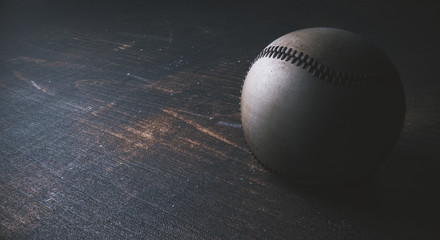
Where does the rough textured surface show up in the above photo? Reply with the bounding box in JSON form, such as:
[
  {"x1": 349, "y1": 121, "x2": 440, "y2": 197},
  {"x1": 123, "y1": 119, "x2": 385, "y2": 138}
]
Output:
[{"x1": 1, "y1": 0, "x2": 439, "y2": 239}]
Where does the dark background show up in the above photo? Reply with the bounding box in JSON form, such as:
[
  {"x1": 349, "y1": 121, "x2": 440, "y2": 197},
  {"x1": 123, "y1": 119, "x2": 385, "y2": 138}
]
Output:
[{"x1": 1, "y1": 0, "x2": 439, "y2": 239}]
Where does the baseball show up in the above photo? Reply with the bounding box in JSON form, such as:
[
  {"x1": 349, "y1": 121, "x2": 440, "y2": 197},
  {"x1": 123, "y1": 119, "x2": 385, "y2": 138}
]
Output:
[{"x1": 241, "y1": 27, "x2": 405, "y2": 186}]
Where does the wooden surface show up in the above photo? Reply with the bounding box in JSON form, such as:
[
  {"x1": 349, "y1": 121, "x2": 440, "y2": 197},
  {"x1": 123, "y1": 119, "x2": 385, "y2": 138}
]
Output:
[{"x1": 1, "y1": 0, "x2": 439, "y2": 239}]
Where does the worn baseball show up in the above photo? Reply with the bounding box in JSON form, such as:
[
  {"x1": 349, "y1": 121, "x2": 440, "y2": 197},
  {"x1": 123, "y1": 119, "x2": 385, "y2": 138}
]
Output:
[{"x1": 241, "y1": 27, "x2": 405, "y2": 186}]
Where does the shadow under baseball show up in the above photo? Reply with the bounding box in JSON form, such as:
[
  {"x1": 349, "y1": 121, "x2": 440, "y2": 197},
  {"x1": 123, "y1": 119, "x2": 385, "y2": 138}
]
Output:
[{"x1": 288, "y1": 143, "x2": 440, "y2": 223}]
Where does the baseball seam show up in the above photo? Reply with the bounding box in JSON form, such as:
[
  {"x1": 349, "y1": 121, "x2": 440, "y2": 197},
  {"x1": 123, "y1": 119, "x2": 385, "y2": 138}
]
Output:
[{"x1": 254, "y1": 45, "x2": 377, "y2": 87}]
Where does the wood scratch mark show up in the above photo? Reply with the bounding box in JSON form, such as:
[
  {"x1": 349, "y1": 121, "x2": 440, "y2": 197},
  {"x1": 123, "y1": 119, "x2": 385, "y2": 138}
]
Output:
[
  {"x1": 13, "y1": 71, "x2": 29, "y2": 82},
  {"x1": 13, "y1": 71, "x2": 54, "y2": 95},
  {"x1": 217, "y1": 121, "x2": 242, "y2": 129},
  {"x1": 176, "y1": 109, "x2": 212, "y2": 120},
  {"x1": 162, "y1": 109, "x2": 245, "y2": 151},
  {"x1": 126, "y1": 73, "x2": 153, "y2": 84},
  {"x1": 178, "y1": 136, "x2": 201, "y2": 147},
  {"x1": 7, "y1": 56, "x2": 85, "y2": 69},
  {"x1": 74, "y1": 79, "x2": 113, "y2": 90},
  {"x1": 30, "y1": 81, "x2": 42, "y2": 90},
  {"x1": 115, "y1": 43, "x2": 132, "y2": 51},
  {"x1": 91, "y1": 101, "x2": 116, "y2": 116},
  {"x1": 174, "y1": 136, "x2": 229, "y2": 161},
  {"x1": 78, "y1": 118, "x2": 151, "y2": 151},
  {"x1": 124, "y1": 126, "x2": 154, "y2": 140},
  {"x1": 8, "y1": 56, "x2": 48, "y2": 64},
  {"x1": 153, "y1": 86, "x2": 181, "y2": 94}
]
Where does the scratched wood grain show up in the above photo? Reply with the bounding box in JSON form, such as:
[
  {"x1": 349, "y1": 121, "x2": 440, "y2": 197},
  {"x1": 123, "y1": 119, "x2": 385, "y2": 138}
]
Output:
[{"x1": 1, "y1": 0, "x2": 440, "y2": 239}]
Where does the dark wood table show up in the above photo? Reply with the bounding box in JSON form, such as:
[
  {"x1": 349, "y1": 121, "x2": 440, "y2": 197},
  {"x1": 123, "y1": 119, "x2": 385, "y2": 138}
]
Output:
[{"x1": 1, "y1": 0, "x2": 439, "y2": 239}]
